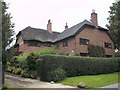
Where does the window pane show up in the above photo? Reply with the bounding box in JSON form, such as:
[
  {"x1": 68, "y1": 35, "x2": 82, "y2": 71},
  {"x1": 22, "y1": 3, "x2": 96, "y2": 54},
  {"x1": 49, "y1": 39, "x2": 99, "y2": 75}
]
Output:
[
  {"x1": 63, "y1": 40, "x2": 68, "y2": 47},
  {"x1": 104, "y1": 42, "x2": 112, "y2": 48},
  {"x1": 80, "y1": 38, "x2": 89, "y2": 45}
]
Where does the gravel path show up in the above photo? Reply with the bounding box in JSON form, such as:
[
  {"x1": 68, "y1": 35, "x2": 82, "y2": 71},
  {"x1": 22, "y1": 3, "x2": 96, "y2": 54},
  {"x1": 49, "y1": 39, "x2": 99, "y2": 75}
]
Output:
[{"x1": 5, "y1": 72, "x2": 76, "y2": 88}]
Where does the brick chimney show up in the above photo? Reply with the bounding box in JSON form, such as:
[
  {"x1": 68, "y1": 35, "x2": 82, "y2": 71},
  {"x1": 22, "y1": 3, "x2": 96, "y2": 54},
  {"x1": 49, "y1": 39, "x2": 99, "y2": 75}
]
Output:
[
  {"x1": 47, "y1": 19, "x2": 52, "y2": 33},
  {"x1": 65, "y1": 23, "x2": 68, "y2": 29},
  {"x1": 91, "y1": 9, "x2": 98, "y2": 27}
]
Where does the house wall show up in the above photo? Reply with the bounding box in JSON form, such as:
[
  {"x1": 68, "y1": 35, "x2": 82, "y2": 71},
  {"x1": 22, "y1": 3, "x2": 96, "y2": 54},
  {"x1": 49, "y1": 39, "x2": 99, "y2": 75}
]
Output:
[
  {"x1": 15, "y1": 35, "x2": 51, "y2": 53},
  {"x1": 20, "y1": 43, "x2": 48, "y2": 53},
  {"x1": 57, "y1": 37, "x2": 76, "y2": 55},
  {"x1": 75, "y1": 27, "x2": 115, "y2": 56},
  {"x1": 15, "y1": 27, "x2": 115, "y2": 56}
]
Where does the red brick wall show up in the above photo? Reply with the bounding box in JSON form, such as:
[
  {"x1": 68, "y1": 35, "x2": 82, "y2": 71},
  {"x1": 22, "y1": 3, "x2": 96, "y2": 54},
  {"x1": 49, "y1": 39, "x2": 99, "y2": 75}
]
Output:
[
  {"x1": 19, "y1": 43, "x2": 48, "y2": 53},
  {"x1": 75, "y1": 27, "x2": 115, "y2": 56},
  {"x1": 57, "y1": 37, "x2": 76, "y2": 55},
  {"x1": 15, "y1": 27, "x2": 115, "y2": 56},
  {"x1": 57, "y1": 27, "x2": 114, "y2": 56}
]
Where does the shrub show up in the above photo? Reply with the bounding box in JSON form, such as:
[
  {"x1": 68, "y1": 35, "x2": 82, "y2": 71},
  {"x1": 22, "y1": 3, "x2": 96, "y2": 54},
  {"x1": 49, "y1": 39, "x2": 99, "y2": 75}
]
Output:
[
  {"x1": 20, "y1": 69, "x2": 30, "y2": 78},
  {"x1": 29, "y1": 70, "x2": 37, "y2": 79},
  {"x1": 34, "y1": 47, "x2": 63, "y2": 56},
  {"x1": 88, "y1": 45, "x2": 105, "y2": 57},
  {"x1": 26, "y1": 53, "x2": 38, "y2": 71},
  {"x1": 45, "y1": 67, "x2": 66, "y2": 82},
  {"x1": 14, "y1": 68, "x2": 22, "y2": 75},
  {"x1": 37, "y1": 55, "x2": 119, "y2": 82},
  {"x1": 115, "y1": 51, "x2": 120, "y2": 57},
  {"x1": 6, "y1": 66, "x2": 13, "y2": 72}
]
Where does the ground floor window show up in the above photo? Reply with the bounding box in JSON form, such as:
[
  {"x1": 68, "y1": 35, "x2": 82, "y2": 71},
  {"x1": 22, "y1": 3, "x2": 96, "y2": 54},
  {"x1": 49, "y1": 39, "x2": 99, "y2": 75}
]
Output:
[
  {"x1": 80, "y1": 53, "x2": 88, "y2": 56},
  {"x1": 105, "y1": 55, "x2": 112, "y2": 57}
]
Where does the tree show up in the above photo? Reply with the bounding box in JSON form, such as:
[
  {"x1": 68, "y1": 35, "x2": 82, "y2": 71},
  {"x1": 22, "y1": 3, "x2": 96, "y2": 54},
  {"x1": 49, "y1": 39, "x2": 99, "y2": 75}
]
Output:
[
  {"x1": 2, "y1": 1, "x2": 15, "y2": 85},
  {"x1": 106, "y1": 0, "x2": 120, "y2": 51},
  {"x1": 2, "y1": 1, "x2": 14, "y2": 66}
]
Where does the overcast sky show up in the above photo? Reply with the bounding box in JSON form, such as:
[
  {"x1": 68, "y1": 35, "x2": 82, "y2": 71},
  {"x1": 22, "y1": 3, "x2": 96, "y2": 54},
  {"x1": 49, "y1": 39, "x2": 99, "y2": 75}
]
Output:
[{"x1": 4, "y1": 0, "x2": 115, "y2": 35}]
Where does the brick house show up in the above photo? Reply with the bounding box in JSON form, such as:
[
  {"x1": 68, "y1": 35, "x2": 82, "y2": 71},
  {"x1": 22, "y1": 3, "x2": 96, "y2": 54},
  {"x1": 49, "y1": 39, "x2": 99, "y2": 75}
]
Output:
[{"x1": 14, "y1": 11, "x2": 115, "y2": 57}]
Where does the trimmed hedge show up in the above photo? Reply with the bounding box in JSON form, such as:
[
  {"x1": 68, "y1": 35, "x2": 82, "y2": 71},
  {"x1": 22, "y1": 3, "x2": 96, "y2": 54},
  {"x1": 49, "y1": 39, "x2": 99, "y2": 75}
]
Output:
[{"x1": 37, "y1": 55, "x2": 119, "y2": 82}]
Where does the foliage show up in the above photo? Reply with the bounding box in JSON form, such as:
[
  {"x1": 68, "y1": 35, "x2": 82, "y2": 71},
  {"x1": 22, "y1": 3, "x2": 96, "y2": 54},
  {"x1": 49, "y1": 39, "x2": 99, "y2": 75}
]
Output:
[
  {"x1": 88, "y1": 45, "x2": 105, "y2": 57},
  {"x1": 60, "y1": 72, "x2": 119, "y2": 89},
  {"x1": 2, "y1": 1, "x2": 15, "y2": 65},
  {"x1": 14, "y1": 68, "x2": 22, "y2": 75},
  {"x1": 45, "y1": 67, "x2": 66, "y2": 82},
  {"x1": 106, "y1": 1, "x2": 120, "y2": 50},
  {"x1": 26, "y1": 53, "x2": 38, "y2": 71},
  {"x1": 37, "y1": 55, "x2": 119, "y2": 82},
  {"x1": 115, "y1": 51, "x2": 120, "y2": 57},
  {"x1": 34, "y1": 47, "x2": 63, "y2": 56}
]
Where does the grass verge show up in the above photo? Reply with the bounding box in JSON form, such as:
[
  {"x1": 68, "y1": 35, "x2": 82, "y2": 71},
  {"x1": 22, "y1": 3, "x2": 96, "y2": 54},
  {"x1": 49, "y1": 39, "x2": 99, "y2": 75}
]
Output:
[{"x1": 60, "y1": 72, "x2": 120, "y2": 89}]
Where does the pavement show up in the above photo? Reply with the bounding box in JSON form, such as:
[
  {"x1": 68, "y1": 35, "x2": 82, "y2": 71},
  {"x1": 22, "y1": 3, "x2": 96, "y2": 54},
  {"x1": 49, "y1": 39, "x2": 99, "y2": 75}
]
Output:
[{"x1": 100, "y1": 83, "x2": 120, "y2": 88}]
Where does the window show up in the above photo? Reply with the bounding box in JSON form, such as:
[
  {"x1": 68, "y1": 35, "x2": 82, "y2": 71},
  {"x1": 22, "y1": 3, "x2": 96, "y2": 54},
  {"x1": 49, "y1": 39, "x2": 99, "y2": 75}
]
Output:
[
  {"x1": 104, "y1": 42, "x2": 112, "y2": 48},
  {"x1": 44, "y1": 43, "x2": 51, "y2": 47},
  {"x1": 80, "y1": 38, "x2": 89, "y2": 45},
  {"x1": 80, "y1": 53, "x2": 88, "y2": 56},
  {"x1": 106, "y1": 55, "x2": 112, "y2": 57},
  {"x1": 27, "y1": 40, "x2": 41, "y2": 47},
  {"x1": 63, "y1": 40, "x2": 68, "y2": 47}
]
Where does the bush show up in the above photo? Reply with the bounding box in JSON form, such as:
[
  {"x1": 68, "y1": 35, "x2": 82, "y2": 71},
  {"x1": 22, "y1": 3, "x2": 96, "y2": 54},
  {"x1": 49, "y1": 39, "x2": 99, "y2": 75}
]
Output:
[
  {"x1": 29, "y1": 70, "x2": 37, "y2": 79},
  {"x1": 34, "y1": 47, "x2": 63, "y2": 56},
  {"x1": 26, "y1": 53, "x2": 38, "y2": 71},
  {"x1": 45, "y1": 67, "x2": 66, "y2": 82},
  {"x1": 37, "y1": 55, "x2": 119, "y2": 82},
  {"x1": 6, "y1": 66, "x2": 13, "y2": 73},
  {"x1": 115, "y1": 51, "x2": 120, "y2": 57},
  {"x1": 88, "y1": 45, "x2": 105, "y2": 57},
  {"x1": 14, "y1": 68, "x2": 22, "y2": 75},
  {"x1": 20, "y1": 69, "x2": 30, "y2": 78}
]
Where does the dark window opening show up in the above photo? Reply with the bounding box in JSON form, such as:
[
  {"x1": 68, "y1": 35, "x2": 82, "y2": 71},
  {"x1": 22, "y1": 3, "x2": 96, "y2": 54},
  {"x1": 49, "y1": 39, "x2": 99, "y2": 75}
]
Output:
[
  {"x1": 44, "y1": 43, "x2": 51, "y2": 47},
  {"x1": 104, "y1": 42, "x2": 112, "y2": 48},
  {"x1": 27, "y1": 40, "x2": 41, "y2": 47},
  {"x1": 80, "y1": 53, "x2": 88, "y2": 56},
  {"x1": 63, "y1": 40, "x2": 68, "y2": 47},
  {"x1": 106, "y1": 55, "x2": 112, "y2": 57},
  {"x1": 80, "y1": 38, "x2": 89, "y2": 45}
]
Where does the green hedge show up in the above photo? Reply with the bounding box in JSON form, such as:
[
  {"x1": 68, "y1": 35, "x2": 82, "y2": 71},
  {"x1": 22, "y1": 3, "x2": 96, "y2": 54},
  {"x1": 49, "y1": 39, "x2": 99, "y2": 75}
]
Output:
[{"x1": 37, "y1": 55, "x2": 119, "y2": 82}]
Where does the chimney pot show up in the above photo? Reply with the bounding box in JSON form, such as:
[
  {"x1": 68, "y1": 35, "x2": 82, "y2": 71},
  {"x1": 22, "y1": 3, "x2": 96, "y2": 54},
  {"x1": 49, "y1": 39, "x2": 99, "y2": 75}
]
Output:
[{"x1": 65, "y1": 23, "x2": 68, "y2": 29}]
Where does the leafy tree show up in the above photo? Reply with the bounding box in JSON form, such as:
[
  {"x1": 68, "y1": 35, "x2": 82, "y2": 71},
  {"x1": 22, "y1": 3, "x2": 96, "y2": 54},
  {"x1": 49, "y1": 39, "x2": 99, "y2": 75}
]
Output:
[
  {"x1": 2, "y1": 1, "x2": 15, "y2": 85},
  {"x1": 2, "y1": 1, "x2": 14, "y2": 65},
  {"x1": 106, "y1": 0, "x2": 120, "y2": 51}
]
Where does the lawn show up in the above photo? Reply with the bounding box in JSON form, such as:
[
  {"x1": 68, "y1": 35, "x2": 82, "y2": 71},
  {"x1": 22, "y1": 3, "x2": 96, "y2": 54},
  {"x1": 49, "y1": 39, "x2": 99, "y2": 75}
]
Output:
[{"x1": 60, "y1": 72, "x2": 120, "y2": 89}]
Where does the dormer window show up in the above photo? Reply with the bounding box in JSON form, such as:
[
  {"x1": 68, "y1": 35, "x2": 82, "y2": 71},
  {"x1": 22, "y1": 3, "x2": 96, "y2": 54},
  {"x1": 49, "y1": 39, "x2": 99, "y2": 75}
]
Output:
[
  {"x1": 104, "y1": 42, "x2": 112, "y2": 48},
  {"x1": 80, "y1": 38, "x2": 89, "y2": 45}
]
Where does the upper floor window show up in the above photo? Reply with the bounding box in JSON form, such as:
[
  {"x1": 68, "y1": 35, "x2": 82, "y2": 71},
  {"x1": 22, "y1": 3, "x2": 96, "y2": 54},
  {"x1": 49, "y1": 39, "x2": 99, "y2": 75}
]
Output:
[
  {"x1": 80, "y1": 38, "x2": 89, "y2": 45},
  {"x1": 63, "y1": 40, "x2": 68, "y2": 47},
  {"x1": 104, "y1": 42, "x2": 112, "y2": 48}
]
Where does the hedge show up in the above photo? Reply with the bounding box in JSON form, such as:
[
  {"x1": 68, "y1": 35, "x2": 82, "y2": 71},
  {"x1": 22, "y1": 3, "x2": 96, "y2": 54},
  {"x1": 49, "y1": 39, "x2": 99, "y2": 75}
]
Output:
[{"x1": 36, "y1": 55, "x2": 119, "y2": 82}]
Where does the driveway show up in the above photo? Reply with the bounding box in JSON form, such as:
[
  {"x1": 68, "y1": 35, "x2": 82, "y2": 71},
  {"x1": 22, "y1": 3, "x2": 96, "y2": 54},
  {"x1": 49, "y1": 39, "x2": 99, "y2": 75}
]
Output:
[{"x1": 5, "y1": 72, "x2": 76, "y2": 88}]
